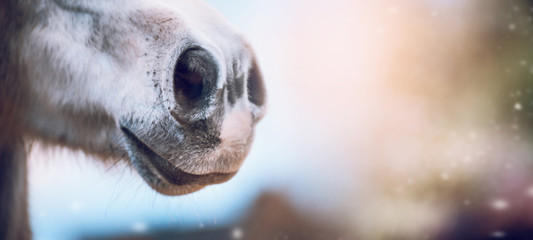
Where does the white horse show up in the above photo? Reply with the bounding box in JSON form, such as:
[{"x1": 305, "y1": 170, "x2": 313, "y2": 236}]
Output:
[{"x1": 0, "y1": 0, "x2": 266, "y2": 239}]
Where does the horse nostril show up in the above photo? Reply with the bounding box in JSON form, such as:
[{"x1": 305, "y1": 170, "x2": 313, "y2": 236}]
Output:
[
  {"x1": 247, "y1": 58, "x2": 266, "y2": 106},
  {"x1": 174, "y1": 59, "x2": 203, "y2": 101},
  {"x1": 173, "y1": 48, "x2": 218, "y2": 109}
]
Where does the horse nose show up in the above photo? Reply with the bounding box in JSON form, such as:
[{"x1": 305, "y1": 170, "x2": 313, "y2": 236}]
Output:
[{"x1": 172, "y1": 48, "x2": 218, "y2": 117}]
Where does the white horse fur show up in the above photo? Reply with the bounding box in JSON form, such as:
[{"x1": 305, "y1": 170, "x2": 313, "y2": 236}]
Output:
[{"x1": 0, "y1": 0, "x2": 266, "y2": 239}]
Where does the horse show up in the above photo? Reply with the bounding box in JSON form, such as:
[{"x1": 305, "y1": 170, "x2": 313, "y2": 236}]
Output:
[{"x1": 0, "y1": 0, "x2": 266, "y2": 239}]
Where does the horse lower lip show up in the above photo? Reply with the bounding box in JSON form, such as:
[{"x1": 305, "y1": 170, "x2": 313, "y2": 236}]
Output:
[{"x1": 120, "y1": 127, "x2": 236, "y2": 186}]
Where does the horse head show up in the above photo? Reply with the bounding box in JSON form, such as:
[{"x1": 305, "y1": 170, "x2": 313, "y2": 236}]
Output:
[{"x1": 15, "y1": 0, "x2": 266, "y2": 195}]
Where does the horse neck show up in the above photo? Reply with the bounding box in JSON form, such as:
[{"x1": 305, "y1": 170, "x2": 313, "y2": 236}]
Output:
[
  {"x1": 0, "y1": 2, "x2": 37, "y2": 239},
  {"x1": 0, "y1": 0, "x2": 30, "y2": 143},
  {"x1": 0, "y1": 140, "x2": 31, "y2": 240}
]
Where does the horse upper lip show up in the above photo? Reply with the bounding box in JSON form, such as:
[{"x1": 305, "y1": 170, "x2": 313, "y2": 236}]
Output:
[{"x1": 120, "y1": 126, "x2": 236, "y2": 186}]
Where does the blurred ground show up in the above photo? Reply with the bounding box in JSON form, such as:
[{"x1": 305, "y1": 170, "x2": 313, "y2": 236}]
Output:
[{"x1": 80, "y1": 192, "x2": 347, "y2": 240}]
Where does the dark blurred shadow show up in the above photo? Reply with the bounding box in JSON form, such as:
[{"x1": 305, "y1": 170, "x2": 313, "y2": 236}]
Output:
[{"x1": 437, "y1": 200, "x2": 533, "y2": 240}]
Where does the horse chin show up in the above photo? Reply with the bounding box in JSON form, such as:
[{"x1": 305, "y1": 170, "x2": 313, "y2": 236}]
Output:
[{"x1": 120, "y1": 126, "x2": 237, "y2": 196}]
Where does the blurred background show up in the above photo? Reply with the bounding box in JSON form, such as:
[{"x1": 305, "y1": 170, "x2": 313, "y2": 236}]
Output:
[{"x1": 28, "y1": 0, "x2": 533, "y2": 239}]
